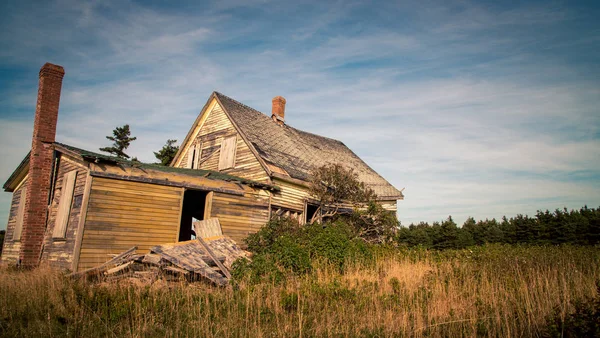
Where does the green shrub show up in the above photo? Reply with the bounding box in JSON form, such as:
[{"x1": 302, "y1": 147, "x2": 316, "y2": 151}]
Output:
[
  {"x1": 239, "y1": 217, "x2": 375, "y2": 283},
  {"x1": 543, "y1": 281, "x2": 600, "y2": 337},
  {"x1": 271, "y1": 235, "x2": 312, "y2": 274},
  {"x1": 231, "y1": 255, "x2": 284, "y2": 285},
  {"x1": 245, "y1": 218, "x2": 301, "y2": 254}
]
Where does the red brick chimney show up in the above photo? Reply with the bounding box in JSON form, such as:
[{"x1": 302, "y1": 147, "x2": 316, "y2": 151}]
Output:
[
  {"x1": 271, "y1": 96, "x2": 286, "y2": 126},
  {"x1": 19, "y1": 63, "x2": 65, "y2": 267}
]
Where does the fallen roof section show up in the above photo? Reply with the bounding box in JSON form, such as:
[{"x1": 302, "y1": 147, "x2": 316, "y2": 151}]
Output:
[
  {"x1": 3, "y1": 142, "x2": 279, "y2": 192},
  {"x1": 70, "y1": 236, "x2": 250, "y2": 286}
]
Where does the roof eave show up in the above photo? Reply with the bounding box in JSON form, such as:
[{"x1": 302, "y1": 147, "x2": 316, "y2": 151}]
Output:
[
  {"x1": 213, "y1": 93, "x2": 275, "y2": 180},
  {"x1": 3, "y1": 151, "x2": 31, "y2": 192},
  {"x1": 169, "y1": 92, "x2": 218, "y2": 167}
]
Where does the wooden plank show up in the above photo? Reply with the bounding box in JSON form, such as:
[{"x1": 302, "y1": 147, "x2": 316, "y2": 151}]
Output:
[
  {"x1": 90, "y1": 172, "x2": 246, "y2": 196},
  {"x1": 164, "y1": 265, "x2": 189, "y2": 276},
  {"x1": 193, "y1": 142, "x2": 202, "y2": 169},
  {"x1": 105, "y1": 261, "x2": 134, "y2": 275},
  {"x1": 187, "y1": 144, "x2": 196, "y2": 168},
  {"x1": 173, "y1": 187, "x2": 184, "y2": 244},
  {"x1": 91, "y1": 185, "x2": 181, "y2": 199},
  {"x1": 88, "y1": 195, "x2": 181, "y2": 208},
  {"x1": 142, "y1": 253, "x2": 164, "y2": 266},
  {"x1": 193, "y1": 218, "x2": 223, "y2": 239},
  {"x1": 93, "y1": 180, "x2": 184, "y2": 195},
  {"x1": 197, "y1": 236, "x2": 231, "y2": 279},
  {"x1": 218, "y1": 136, "x2": 237, "y2": 170},
  {"x1": 84, "y1": 217, "x2": 179, "y2": 228},
  {"x1": 72, "y1": 173, "x2": 92, "y2": 271},
  {"x1": 150, "y1": 241, "x2": 228, "y2": 286},
  {"x1": 86, "y1": 203, "x2": 180, "y2": 214},
  {"x1": 204, "y1": 191, "x2": 213, "y2": 220},
  {"x1": 204, "y1": 236, "x2": 250, "y2": 269},
  {"x1": 70, "y1": 246, "x2": 137, "y2": 278},
  {"x1": 12, "y1": 185, "x2": 27, "y2": 241},
  {"x1": 52, "y1": 170, "x2": 77, "y2": 238},
  {"x1": 85, "y1": 211, "x2": 179, "y2": 223}
]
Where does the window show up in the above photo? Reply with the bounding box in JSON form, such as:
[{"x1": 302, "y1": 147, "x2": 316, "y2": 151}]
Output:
[
  {"x1": 12, "y1": 186, "x2": 27, "y2": 241},
  {"x1": 193, "y1": 143, "x2": 202, "y2": 169},
  {"x1": 218, "y1": 136, "x2": 237, "y2": 170},
  {"x1": 271, "y1": 206, "x2": 303, "y2": 224},
  {"x1": 186, "y1": 143, "x2": 202, "y2": 169},
  {"x1": 52, "y1": 170, "x2": 77, "y2": 239}
]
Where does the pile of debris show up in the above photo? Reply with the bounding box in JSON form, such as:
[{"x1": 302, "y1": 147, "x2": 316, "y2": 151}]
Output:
[{"x1": 70, "y1": 219, "x2": 250, "y2": 286}]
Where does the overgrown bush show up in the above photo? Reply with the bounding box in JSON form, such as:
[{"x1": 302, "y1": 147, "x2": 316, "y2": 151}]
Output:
[
  {"x1": 345, "y1": 201, "x2": 399, "y2": 244},
  {"x1": 234, "y1": 218, "x2": 374, "y2": 284}
]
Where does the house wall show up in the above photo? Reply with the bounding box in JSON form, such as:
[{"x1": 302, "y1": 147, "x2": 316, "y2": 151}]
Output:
[
  {"x1": 209, "y1": 189, "x2": 270, "y2": 244},
  {"x1": 178, "y1": 101, "x2": 270, "y2": 182},
  {"x1": 270, "y1": 178, "x2": 307, "y2": 213},
  {"x1": 1, "y1": 179, "x2": 27, "y2": 264},
  {"x1": 76, "y1": 177, "x2": 183, "y2": 271},
  {"x1": 40, "y1": 155, "x2": 89, "y2": 269}
]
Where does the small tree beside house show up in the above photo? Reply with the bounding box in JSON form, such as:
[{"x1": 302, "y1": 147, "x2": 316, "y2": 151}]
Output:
[
  {"x1": 154, "y1": 139, "x2": 179, "y2": 165},
  {"x1": 99, "y1": 124, "x2": 137, "y2": 159},
  {"x1": 308, "y1": 163, "x2": 398, "y2": 243}
]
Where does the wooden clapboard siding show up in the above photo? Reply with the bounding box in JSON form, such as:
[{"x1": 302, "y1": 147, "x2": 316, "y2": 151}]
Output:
[
  {"x1": 270, "y1": 178, "x2": 308, "y2": 212},
  {"x1": 380, "y1": 200, "x2": 398, "y2": 212},
  {"x1": 0, "y1": 179, "x2": 27, "y2": 264},
  {"x1": 41, "y1": 155, "x2": 89, "y2": 269},
  {"x1": 176, "y1": 100, "x2": 270, "y2": 183},
  {"x1": 76, "y1": 177, "x2": 183, "y2": 271},
  {"x1": 209, "y1": 190, "x2": 270, "y2": 244}
]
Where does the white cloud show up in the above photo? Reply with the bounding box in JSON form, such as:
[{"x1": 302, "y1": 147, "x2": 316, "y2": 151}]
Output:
[{"x1": 0, "y1": 0, "x2": 599, "y2": 229}]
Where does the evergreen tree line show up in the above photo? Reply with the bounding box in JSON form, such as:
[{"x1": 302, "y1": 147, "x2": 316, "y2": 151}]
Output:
[{"x1": 397, "y1": 206, "x2": 600, "y2": 249}]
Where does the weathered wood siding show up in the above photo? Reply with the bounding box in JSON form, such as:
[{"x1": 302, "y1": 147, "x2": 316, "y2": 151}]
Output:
[
  {"x1": 178, "y1": 101, "x2": 270, "y2": 182},
  {"x1": 77, "y1": 177, "x2": 183, "y2": 271},
  {"x1": 41, "y1": 156, "x2": 89, "y2": 269},
  {"x1": 1, "y1": 180, "x2": 27, "y2": 264},
  {"x1": 209, "y1": 189, "x2": 270, "y2": 244},
  {"x1": 270, "y1": 178, "x2": 307, "y2": 212},
  {"x1": 380, "y1": 200, "x2": 398, "y2": 212}
]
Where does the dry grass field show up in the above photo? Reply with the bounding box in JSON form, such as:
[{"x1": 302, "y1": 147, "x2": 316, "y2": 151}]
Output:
[{"x1": 1, "y1": 245, "x2": 598, "y2": 337}]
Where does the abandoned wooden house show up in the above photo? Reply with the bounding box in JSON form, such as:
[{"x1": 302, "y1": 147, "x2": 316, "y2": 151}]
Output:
[{"x1": 1, "y1": 63, "x2": 403, "y2": 271}]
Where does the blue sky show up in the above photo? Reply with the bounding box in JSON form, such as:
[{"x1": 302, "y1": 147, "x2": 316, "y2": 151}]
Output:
[{"x1": 1, "y1": 0, "x2": 599, "y2": 228}]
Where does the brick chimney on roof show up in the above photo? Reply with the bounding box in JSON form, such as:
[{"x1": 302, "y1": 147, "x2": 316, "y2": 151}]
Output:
[
  {"x1": 271, "y1": 96, "x2": 286, "y2": 126},
  {"x1": 19, "y1": 62, "x2": 65, "y2": 267}
]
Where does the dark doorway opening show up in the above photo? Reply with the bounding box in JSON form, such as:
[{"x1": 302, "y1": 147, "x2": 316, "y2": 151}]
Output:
[
  {"x1": 305, "y1": 203, "x2": 319, "y2": 224},
  {"x1": 179, "y1": 189, "x2": 208, "y2": 241}
]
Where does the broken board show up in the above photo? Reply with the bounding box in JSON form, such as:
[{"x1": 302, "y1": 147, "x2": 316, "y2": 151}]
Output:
[{"x1": 150, "y1": 241, "x2": 228, "y2": 286}]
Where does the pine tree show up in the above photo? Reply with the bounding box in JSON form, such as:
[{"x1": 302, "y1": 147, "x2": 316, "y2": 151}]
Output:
[
  {"x1": 99, "y1": 124, "x2": 137, "y2": 159},
  {"x1": 154, "y1": 139, "x2": 179, "y2": 165}
]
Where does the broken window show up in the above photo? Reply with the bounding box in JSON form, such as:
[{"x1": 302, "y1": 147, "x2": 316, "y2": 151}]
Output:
[
  {"x1": 52, "y1": 170, "x2": 77, "y2": 239},
  {"x1": 271, "y1": 206, "x2": 303, "y2": 224},
  {"x1": 193, "y1": 143, "x2": 202, "y2": 169},
  {"x1": 12, "y1": 186, "x2": 27, "y2": 241},
  {"x1": 218, "y1": 136, "x2": 237, "y2": 170},
  {"x1": 186, "y1": 143, "x2": 202, "y2": 169}
]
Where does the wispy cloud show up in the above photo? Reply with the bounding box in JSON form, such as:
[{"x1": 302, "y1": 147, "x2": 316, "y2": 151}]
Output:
[{"x1": 0, "y1": 0, "x2": 599, "y2": 227}]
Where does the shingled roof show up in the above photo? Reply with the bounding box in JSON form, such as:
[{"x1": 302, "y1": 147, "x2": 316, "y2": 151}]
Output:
[{"x1": 213, "y1": 92, "x2": 403, "y2": 200}]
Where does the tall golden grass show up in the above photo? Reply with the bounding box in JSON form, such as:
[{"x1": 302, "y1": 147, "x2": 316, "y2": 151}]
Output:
[{"x1": 1, "y1": 244, "x2": 598, "y2": 337}]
